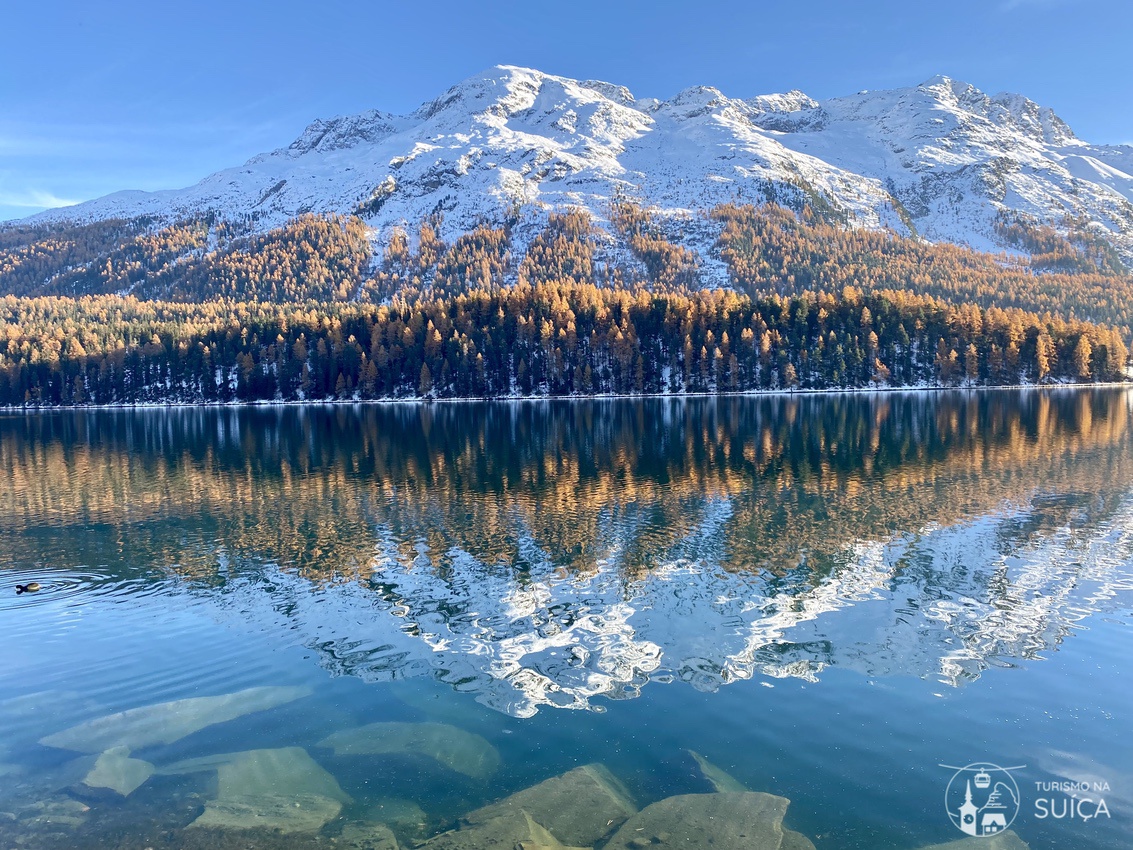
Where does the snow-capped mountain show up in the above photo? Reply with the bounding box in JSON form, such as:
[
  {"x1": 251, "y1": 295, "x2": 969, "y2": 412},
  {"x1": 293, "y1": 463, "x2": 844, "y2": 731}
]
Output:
[{"x1": 27, "y1": 65, "x2": 1133, "y2": 261}]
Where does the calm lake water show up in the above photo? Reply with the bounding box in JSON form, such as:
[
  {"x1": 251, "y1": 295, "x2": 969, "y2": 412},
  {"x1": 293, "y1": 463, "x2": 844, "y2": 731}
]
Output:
[{"x1": 1, "y1": 391, "x2": 1131, "y2": 850}]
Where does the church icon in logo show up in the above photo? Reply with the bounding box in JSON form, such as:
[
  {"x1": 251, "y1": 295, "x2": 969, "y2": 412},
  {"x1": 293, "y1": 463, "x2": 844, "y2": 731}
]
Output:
[{"x1": 942, "y1": 762, "x2": 1023, "y2": 837}]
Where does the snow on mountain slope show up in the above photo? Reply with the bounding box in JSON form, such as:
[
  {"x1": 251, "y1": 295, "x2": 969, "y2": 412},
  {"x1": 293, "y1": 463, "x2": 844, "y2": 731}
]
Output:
[
  {"x1": 748, "y1": 75, "x2": 1133, "y2": 255},
  {"x1": 26, "y1": 66, "x2": 1133, "y2": 263}
]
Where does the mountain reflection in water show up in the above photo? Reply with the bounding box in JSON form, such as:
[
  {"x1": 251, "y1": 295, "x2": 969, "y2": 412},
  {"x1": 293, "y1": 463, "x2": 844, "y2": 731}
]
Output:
[{"x1": 2, "y1": 390, "x2": 1132, "y2": 717}]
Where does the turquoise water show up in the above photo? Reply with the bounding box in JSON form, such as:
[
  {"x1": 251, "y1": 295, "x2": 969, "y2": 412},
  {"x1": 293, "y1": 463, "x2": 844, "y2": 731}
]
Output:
[{"x1": 1, "y1": 391, "x2": 1131, "y2": 849}]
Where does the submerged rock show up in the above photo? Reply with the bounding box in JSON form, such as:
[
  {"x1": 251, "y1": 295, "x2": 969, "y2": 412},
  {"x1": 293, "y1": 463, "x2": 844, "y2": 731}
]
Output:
[
  {"x1": 79, "y1": 746, "x2": 154, "y2": 797},
  {"x1": 363, "y1": 796, "x2": 428, "y2": 834},
  {"x1": 688, "y1": 749, "x2": 748, "y2": 793},
  {"x1": 421, "y1": 809, "x2": 586, "y2": 850},
  {"x1": 17, "y1": 797, "x2": 91, "y2": 830},
  {"x1": 318, "y1": 721, "x2": 500, "y2": 779},
  {"x1": 918, "y1": 831, "x2": 1030, "y2": 850},
  {"x1": 162, "y1": 746, "x2": 350, "y2": 833},
  {"x1": 389, "y1": 680, "x2": 500, "y2": 732},
  {"x1": 338, "y1": 820, "x2": 401, "y2": 849},
  {"x1": 191, "y1": 793, "x2": 345, "y2": 834},
  {"x1": 465, "y1": 763, "x2": 636, "y2": 847},
  {"x1": 603, "y1": 792, "x2": 790, "y2": 850},
  {"x1": 38, "y1": 685, "x2": 311, "y2": 753},
  {"x1": 781, "y1": 828, "x2": 818, "y2": 850},
  {"x1": 0, "y1": 690, "x2": 96, "y2": 719},
  {"x1": 0, "y1": 691, "x2": 104, "y2": 747}
]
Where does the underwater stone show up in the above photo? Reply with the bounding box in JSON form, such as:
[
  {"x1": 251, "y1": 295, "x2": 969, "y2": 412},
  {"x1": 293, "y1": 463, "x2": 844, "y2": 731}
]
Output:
[
  {"x1": 0, "y1": 691, "x2": 99, "y2": 721},
  {"x1": 918, "y1": 831, "x2": 1030, "y2": 850},
  {"x1": 79, "y1": 746, "x2": 154, "y2": 797},
  {"x1": 688, "y1": 749, "x2": 748, "y2": 792},
  {"x1": 318, "y1": 721, "x2": 500, "y2": 779},
  {"x1": 781, "y1": 828, "x2": 818, "y2": 850},
  {"x1": 162, "y1": 746, "x2": 350, "y2": 833},
  {"x1": 162, "y1": 745, "x2": 350, "y2": 799},
  {"x1": 464, "y1": 763, "x2": 636, "y2": 847},
  {"x1": 389, "y1": 680, "x2": 499, "y2": 732},
  {"x1": 363, "y1": 796, "x2": 428, "y2": 834},
  {"x1": 190, "y1": 793, "x2": 345, "y2": 834},
  {"x1": 38, "y1": 686, "x2": 311, "y2": 753},
  {"x1": 337, "y1": 820, "x2": 401, "y2": 849},
  {"x1": 19, "y1": 797, "x2": 90, "y2": 830},
  {"x1": 604, "y1": 792, "x2": 790, "y2": 850},
  {"x1": 420, "y1": 809, "x2": 586, "y2": 850}
]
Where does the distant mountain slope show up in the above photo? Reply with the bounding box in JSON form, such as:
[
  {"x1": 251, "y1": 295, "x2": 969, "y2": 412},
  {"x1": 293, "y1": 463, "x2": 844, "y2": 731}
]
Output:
[{"x1": 20, "y1": 66, "x2": 1133, "y2": 263}]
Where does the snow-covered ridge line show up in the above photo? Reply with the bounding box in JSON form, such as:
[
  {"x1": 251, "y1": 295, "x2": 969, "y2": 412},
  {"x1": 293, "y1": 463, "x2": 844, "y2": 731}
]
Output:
[{"x1": 23, "y1": 65, "x2": 1133, "y2": 263}]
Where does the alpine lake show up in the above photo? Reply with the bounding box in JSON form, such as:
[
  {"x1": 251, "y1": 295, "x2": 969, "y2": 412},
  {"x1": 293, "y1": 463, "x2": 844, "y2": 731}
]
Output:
[{"x1": 1, "y1": 390, "x2": 1131, "y2": 850}]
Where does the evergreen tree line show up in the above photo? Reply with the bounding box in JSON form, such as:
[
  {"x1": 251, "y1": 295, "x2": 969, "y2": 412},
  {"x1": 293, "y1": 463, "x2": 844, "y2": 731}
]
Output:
[
  {"x1": 4, "y1": 202, "x2": 1133, "y2": 338},
  {"x1": 1, "y1": 284, "x2": 1125, "y2": 406},
  {"x1": 992, "y1": 210, "x2": 1126, "y2": 276},
  {"x1": 712, "y1": 204, "x2": 1133, "y2": 335}
]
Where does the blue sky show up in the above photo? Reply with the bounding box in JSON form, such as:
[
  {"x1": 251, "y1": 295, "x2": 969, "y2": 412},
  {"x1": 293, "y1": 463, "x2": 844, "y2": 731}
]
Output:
[{"x1": 2, "y1": 0, "x2": 1130, "y2": 222}]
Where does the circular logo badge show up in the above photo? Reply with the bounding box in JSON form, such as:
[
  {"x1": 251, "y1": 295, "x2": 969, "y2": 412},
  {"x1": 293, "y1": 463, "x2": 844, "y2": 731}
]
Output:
[{"x1": 945, "y1": 762, "x2": 1021, "y2": 837}]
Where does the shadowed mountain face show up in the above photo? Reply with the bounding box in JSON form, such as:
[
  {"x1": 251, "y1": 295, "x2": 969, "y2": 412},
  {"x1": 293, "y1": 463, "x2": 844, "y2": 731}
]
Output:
[{"x1": 3, "y1": 390, "x2": 1132, "y2": 716}]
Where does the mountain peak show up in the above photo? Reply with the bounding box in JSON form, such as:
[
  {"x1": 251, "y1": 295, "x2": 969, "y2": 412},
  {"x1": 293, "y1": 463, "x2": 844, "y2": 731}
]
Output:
[
  {"x1": 21, "y1": 67, "x2": 1131, "y2": 265},
  {"x1": 408, "y1": 65, "x2": 639, "y2": 125},
  {"x1": 411, "y1": 65, "x2": 541, "y2": 121},
  {"x1": 284, "y1": 109, "x2": 403, "y2": 156},
  {"x1": 911, "y1": 75, "x2": 1076, "y2": 144},
  {"x1": 989, "y1": 90, "x2": 1076, "y2": 145},
  {"x1": 918, "y1": 73, "x2": 968, "y2": 91},
  {"x1": 745, "y1": 90, "x2": 820, "y2": 117}
]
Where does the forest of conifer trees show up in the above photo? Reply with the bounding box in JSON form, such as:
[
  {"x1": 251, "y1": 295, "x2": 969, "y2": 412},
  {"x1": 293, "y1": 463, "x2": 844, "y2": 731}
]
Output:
[{"x1": 0, "y1": 203, "x2": 1128, "y2": 406}]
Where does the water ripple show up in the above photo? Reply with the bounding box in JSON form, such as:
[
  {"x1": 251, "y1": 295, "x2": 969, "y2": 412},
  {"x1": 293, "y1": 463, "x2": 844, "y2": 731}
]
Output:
[{"x1": 0, "y1": 567, "x2": 175, "y2": 613}]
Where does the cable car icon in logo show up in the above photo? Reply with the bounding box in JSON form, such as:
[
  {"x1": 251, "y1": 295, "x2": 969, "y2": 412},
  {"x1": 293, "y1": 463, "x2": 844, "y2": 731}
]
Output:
[{"x1": 941, "y1": 762, "x2": 1024, "y2": 837}]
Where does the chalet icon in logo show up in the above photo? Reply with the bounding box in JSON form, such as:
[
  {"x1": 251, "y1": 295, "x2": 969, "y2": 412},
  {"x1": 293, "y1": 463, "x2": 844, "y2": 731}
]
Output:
[{"x1": 942, "y1": 762, "x2": 1023, "y2": 837}]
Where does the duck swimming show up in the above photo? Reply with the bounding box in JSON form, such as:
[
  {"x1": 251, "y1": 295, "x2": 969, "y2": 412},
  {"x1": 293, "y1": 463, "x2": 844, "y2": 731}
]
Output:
[{"x1": 15, "y1": 582, "x2": 40, "y2": 594}]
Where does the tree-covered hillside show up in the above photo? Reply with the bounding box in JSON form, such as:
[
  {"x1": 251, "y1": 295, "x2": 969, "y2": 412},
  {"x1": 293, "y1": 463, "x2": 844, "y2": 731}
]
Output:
[
  {"x1": 1, "y1": 282, "x2": 1124, "y2": 406},
  {"x1": 0, "y1": 204, "x2": 1128, "y2": 405}
]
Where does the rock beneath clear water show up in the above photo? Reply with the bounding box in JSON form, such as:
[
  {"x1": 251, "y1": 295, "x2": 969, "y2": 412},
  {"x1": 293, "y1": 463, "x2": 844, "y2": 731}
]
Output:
[
  {"x1": 918, "y1": 831, "x2": 1030, "y2": 850},
  {"x1": 0, "y1": 691, "x2": 105, "y2": 752},
  {"x1": 18, "y1": 797, "x2": 91, "y2": 829},
  {"x1": 781, "y1": 828, "x2": 818, "y2": 850},
  {"x1": 420, "y1": 809, "x2": 587, "y2": 850},
  {"x1": 464, "y1": 763, "x2": 636, "y2": 847},
  {"x1": 0, "y1": 691, "x2": 101, "y2": 724},
  {"x1": 38, "y1": 686, "x2": 311, "y2": 753},
  {"x1": 688, "y1": 749, "x2": 748, "y2": 793},
  {"x1": 158, "y1": 751, "x2": 251, "y2": 777},
  {"x1": 191, "y1": 793, "x2": 345, "y2": 834},
  {"x1": 363, "y1": 796, "x2": 428, "y2": 834},
  {"x1": 338, "y1": 820, "x2": 401, "y2": 849},
  {"x1": 318, "y1": 721, "x2": 500, "y2": 779},
  {"x1": 79, "y1": 746, "x2": 154, "y2": 797},
  {"x1": 389, "y1": 680, "x2": 499, "y2": 732},
  {"x1": 161, "y1": 746, "x2": 350, "y2": 833},
  {"x1": 162, "y1": 746, "x2": 350, "y2": 800},
  {"x1": 603, "y1": 792, "x2": 790, "y2": 850}
]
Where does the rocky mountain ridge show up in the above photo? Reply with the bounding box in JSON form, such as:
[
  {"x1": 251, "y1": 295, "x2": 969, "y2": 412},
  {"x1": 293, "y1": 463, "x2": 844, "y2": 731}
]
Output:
[{"x1": 23, "y1": 66, "x2": 1133, "y2": 264}]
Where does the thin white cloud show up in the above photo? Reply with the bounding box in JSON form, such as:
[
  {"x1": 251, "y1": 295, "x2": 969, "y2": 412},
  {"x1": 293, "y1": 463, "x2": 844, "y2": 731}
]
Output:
[{"x1": 0, "y1": 189, "x2": 83, "y2": 210}]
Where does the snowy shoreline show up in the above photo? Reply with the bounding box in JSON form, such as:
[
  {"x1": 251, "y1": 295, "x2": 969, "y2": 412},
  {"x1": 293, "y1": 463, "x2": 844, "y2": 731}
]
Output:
[{"x1": 3, "y1": 380, "x2": 1128, "y2": 413}]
